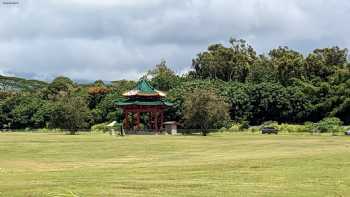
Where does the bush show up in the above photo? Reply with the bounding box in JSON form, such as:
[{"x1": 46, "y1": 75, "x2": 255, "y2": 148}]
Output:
[
  {"x1": 216, "y1": 120, "x2": 233, "y2": 130},
  {"x1": 248, "y1": 126, "x2": 260, "y2": 133},
  {"x1": 228, "y1": 123, "x2": 241, "y2": 132},
  {"x1": 303, "y1": 117, "x2": 344, "y2": 134},
  {"x1": 304, "y1": 122, "x2": 317, "y2": 133},
  {"x1": 183, "y1": 88, "x2": 230, "y2": 136},
  {"x1": 316, "y1": 117, "x2": 343, "y2": 134},
  {"x1": 218, "y1": 122, "x2": 244, "y2": 133},
  {"x1": 239, "y1": 121, "x2": 250, "y2": 131},
  {"x1": 278, "y1": 124, "x2": 307, "y2": 133}
]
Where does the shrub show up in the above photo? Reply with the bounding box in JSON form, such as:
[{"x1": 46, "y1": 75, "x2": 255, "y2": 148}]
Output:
[
  {"x1": 217, "y1": 120, "x2": 234, "y2": 130},
  {"x1": 239, "y1": 121, "x2": 250, "y2": 131},
  {"x1": 248, "y1": 126, "x2": 260, "y2": 133},
  {"x1": 228, "y1": 123, "x2": 241, "y2": 132},
  {"x1": 304, "y1": 122, "x2": 317, "y2": 133},
  {"x1": 218, "y1": 122, "x2": 244, "y2": 132},
  {"x1": 278, "y1": 124, "x2": 307, "y2": 133},
  {"x1": 218, "y1": 127, "x2": 227, "y2": 133},
  {"x1": 316, "y1": 117, "x2": 343, "y2": 134},
  {"x1": 304, "y1": 117, "x2": 344, "y2": 134}
]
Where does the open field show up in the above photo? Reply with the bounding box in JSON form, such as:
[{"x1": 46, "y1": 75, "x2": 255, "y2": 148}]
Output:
[{"x1": 0, "y1": 132, "x2": 349, "y2": 197}]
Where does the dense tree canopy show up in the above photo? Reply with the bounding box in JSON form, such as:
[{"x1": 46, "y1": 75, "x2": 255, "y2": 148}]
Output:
[
  {"x1": 192, "y1": 39, "x2": 256, "y2": 82},
  {"x1": 146, "y1": 60, "x2": 179, "y2": 91},
  {"x1": 48, "y1": 96, "x2": 91, "y2": 134},
  {"x1": 1, "y1": 37, "x2": 349, "y2": 131}
]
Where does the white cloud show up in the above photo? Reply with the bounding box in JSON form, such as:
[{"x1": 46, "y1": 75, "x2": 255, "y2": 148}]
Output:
[{"x1": 0, "y1": 0, "x2": 349, "y2": 80}]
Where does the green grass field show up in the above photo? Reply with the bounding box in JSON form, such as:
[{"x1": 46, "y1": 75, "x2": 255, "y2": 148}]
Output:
[{"x1": 0, "y1": 132, "x2": 349, "y2": 197}]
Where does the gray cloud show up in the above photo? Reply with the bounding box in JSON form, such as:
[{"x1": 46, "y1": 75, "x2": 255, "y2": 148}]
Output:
[{"x1": 0, "y1": 0, "x2": 349, "y2": 81}]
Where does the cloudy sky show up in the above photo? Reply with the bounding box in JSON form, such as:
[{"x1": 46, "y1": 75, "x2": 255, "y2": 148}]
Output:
[{"x1": 0, "y1": 0, "x2": 349, "y2": 81}]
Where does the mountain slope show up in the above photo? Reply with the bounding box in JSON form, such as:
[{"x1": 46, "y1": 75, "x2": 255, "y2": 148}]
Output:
[{"x1": 0, "y1": 75, "x2": 48, "y2": 92}]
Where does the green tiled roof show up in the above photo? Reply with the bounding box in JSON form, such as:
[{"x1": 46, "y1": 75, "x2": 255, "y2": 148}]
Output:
[
  {"x1": 116, "y1": 79, "x2": 174, "y2": 107},
  {"x1": 122, "y1": 79, "x2": 166, "y2": 97},
  {"x1": 135, "y1": 80, "x2": 157, "y2": 94}
]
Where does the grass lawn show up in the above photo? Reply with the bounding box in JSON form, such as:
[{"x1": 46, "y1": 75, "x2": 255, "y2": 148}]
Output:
[{"x1": 0, "y1": 132, "x2": 349, "y2": 197}]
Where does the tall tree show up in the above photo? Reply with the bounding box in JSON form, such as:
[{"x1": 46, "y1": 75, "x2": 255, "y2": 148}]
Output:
[
  {"x1": 313, "y1": 47, "x2": 348, "y2": 68},
  {"x1": 48, "y1": 96, "x2": 91, "y2": 134},
  {"x1": 183, "y1": 88, "x2": 230, "y2": 136},
  {"x1": 146, "y1": 60, "x2": 178, "y2": 91},
  {"x1": 269, "y1": 47, "x2": 304, "y2": 85},
  {"x1": 305, "y1": 47, "x2": 348, "y2": 81},
  {"x1": 192, "y1": 38, "x2": 256, "y2": 82},
  {"x1": 42, "y1": 76, "x2": 76, "y2": 100},
  {"x1": 248, "y1": 55, "x2": 277, "y2": 83}
]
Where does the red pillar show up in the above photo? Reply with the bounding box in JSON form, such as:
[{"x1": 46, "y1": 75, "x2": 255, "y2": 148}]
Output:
[
  {"x1": 149, "y1": 112, "x2": 152, "y2": 129},
  {"x1": 160, "y1": 110, "x2": 164, "y2": 130},
  {"x1": 155, "y1": 111, "x2": 159, "y2": 132},
  {"x1": 131, "y1": 112, "x2": 134, "y2": 131},
  {"x1": 149, "y1": 111, "x2": 152, "y2": 129},
  {"x1": 124, "y1": 109, "x2": 129, "y2": 129},
  {"x1": 136, "y1": 111, "x2": 141, "y2": 130}
]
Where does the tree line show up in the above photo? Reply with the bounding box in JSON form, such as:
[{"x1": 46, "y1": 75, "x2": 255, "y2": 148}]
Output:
[{"x1": 0, "y1": 38, "x2": 349, "y2": 132}]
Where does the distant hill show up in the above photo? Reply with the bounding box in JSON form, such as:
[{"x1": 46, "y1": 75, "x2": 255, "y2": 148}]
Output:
[{"x1": 0, "y1": 75, "x2": 48, "y2": 92}]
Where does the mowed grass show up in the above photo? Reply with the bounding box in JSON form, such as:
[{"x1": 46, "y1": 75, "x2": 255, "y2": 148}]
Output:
[{"x1": 0, "y1": 133, "x2": 349, "y2": 197}]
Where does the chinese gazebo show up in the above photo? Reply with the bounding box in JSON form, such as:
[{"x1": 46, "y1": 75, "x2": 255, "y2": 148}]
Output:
[{"x1": 116, "y1": 80, "x2": 173, "y2": 133}]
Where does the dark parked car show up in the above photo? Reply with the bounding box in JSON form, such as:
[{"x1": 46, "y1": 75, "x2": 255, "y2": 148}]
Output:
[
  {"x1": 345, "y1": 130, "x2": 350, "y2": 136},
  {"x1": 261, "y1": 127, "x2": 278, "y2": 134}
]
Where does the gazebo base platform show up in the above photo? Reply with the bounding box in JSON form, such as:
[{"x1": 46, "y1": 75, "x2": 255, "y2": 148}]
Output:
[{"x1": 123, "y1": 129, "x2": 174, "y2": 135}]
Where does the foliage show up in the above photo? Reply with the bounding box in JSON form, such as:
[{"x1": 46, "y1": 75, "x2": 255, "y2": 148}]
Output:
[
  {"x1": 92, "y1": 93, "x2": 123, "y2": 124},
  {"x1": 239, "y1": 121, "x2": 250, "y2": 131},
  {"x1": 301, "y1": 118, "x2": 344, "y2": 134},
  {"x1": 41, "y1": 76, "x2": 76, "y2": 100},
  {"x1": 269, "y1": 47, "x2": 304, "y2": 85},
  {"x1": 146, "y1": 60, "x2": 179, "y2": 91},
  {"x1": 0, "y1": 94, "x2": 47, "y2": 129},
  {"x1": 222, "y1": 123, "x2": 244, "y2": 132},
  {"x1": 192, "y1": 38, "x2": 256, "y2": 82},
  {"x1": 110, "y1": 80, "x2": 136, "y2": 94},
  {"x1": 1, "y1": 37, "x2": 350, "y2": 130},
  {"x1": 182, "y1": 88, "x2": 230, "y2": 136},
  {"x1": 48, "y1": 96, "x2": 91, "y2": 135},
  {"x1": 87, "y1": 85, "x2": 111, "y2": 109},
  {"x1": 277, "y1": 124, "x2": 308, "y2": 133},
  {"x1": 304, "y1": 122, "x2": 317, "y2": 133},
  {"x1": 314, "y1": 117, "x2": 343, "y2": 134}
]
